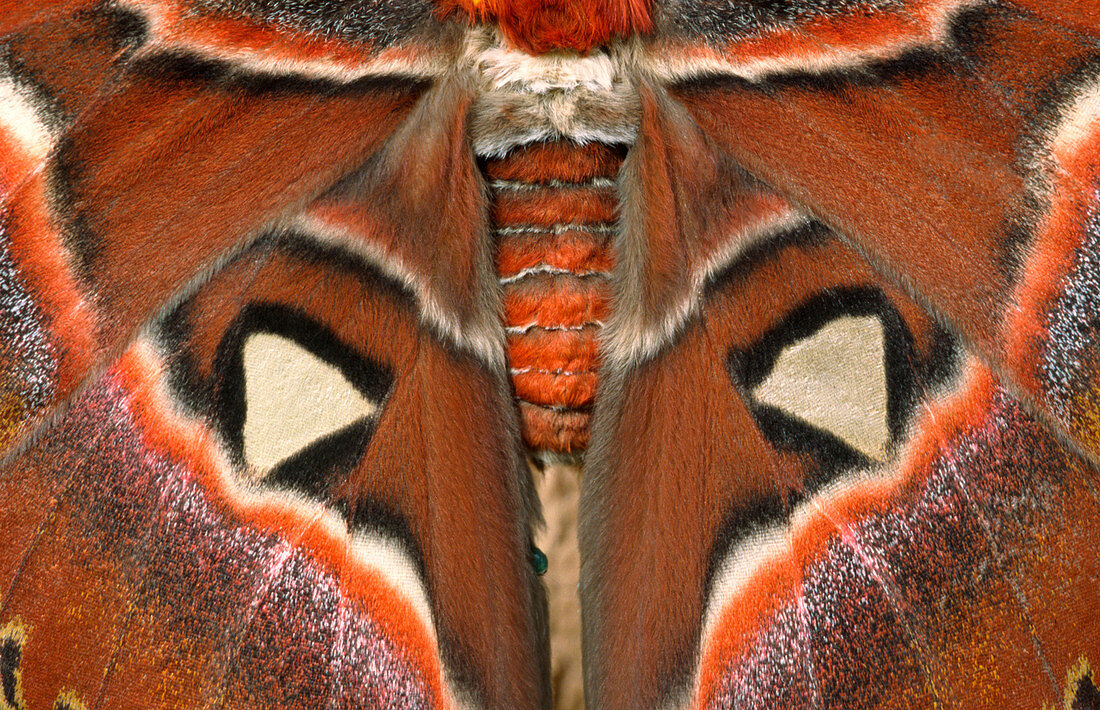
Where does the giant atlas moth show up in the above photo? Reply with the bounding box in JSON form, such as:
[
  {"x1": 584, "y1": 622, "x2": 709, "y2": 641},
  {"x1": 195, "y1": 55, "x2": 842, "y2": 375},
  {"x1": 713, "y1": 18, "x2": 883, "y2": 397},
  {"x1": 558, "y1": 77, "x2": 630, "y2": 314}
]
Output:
[{"x1": 0, "y1": 0, "x2": 1098, "y2": 708}]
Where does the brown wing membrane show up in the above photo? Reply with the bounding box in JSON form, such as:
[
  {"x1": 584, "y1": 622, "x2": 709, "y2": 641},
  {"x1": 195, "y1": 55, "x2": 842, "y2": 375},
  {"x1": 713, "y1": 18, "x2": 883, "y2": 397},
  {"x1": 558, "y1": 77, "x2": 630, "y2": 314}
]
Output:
[
  {"x1": 582, "y1": 214, "x2": 959, "y2": 708},
  {"x1": 580, "y1": 2, "x2": 1100, "y2": 707},
  {"x1": 1, "y1": 235, "x2": 550, "y2": 707},
  {"x1": 0, "y1": 0, "x2": 441, "y2": 462},
  {"x1": 0, "y1": 1, "x2": 551, "y2": 707},
  {"x1": 655, "y1": 1, "x2": 1100, "y2": 466}
]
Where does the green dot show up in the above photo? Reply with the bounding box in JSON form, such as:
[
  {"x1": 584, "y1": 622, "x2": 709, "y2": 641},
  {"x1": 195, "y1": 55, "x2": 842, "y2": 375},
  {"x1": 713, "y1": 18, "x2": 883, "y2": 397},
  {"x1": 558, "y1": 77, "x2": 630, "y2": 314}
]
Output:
[{"x1": 532, "y1": 546, "x2": 548, "y2": 576}]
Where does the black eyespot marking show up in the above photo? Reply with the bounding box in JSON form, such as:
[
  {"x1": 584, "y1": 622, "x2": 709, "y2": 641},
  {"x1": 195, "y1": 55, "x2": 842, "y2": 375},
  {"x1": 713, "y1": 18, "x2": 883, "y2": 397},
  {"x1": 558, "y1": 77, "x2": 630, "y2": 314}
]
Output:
[{"x1": 0, "y1": 637, "x2": 21, "y2": 710}]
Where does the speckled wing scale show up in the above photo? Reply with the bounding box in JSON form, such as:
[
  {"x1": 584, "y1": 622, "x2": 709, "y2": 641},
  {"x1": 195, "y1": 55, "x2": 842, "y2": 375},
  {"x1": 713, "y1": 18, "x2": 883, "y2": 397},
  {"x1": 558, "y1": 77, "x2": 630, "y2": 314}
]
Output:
[{"x1": 2, "y1": 0, "x2": 1100, "y2": 709}]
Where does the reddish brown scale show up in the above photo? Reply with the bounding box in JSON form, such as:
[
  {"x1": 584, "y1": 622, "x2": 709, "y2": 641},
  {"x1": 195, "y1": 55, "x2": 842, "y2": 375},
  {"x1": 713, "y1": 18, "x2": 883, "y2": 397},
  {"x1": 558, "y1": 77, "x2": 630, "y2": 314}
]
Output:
[
  {"x1": 513, "y1": 370, "x2": 599, "y2": 408},
  {"x1": 483, "y1": 140, "x2": 626, "y2": 452},
  {"x1": 483, "y1": 141, "x2": 625, "y2": 183}
]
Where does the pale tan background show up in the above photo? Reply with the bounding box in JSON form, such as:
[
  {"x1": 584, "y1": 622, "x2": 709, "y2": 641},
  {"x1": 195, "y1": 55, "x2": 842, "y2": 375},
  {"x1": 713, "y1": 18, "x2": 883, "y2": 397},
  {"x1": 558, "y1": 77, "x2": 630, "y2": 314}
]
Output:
[{"x1": 535, "y1": 463, "x2": 586, "y2": 710}]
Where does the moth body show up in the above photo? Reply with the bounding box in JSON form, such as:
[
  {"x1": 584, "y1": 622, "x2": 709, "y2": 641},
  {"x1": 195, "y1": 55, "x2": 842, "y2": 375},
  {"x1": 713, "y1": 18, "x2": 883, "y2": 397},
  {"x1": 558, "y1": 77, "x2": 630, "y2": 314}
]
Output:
[
  {"x1": 483, "y1": 140, "x2": 625, "y2": 452},
  {"x1": 468, "y1": 34, "x2": 640, "y2": 453}
]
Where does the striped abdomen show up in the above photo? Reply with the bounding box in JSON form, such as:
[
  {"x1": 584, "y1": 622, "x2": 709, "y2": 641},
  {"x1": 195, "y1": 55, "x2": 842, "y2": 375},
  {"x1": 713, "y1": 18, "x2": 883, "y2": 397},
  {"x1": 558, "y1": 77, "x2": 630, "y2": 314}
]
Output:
[{"x1": 483, "y1": 141, "x2": 626, "y2": 453}]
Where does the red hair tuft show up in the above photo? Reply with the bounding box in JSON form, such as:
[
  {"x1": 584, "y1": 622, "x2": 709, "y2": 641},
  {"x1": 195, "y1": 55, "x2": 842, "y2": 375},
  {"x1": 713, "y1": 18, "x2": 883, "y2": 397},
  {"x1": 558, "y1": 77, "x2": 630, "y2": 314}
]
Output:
[{"x1": 437, "y1": 0, "x2": 653, "y2": 54}]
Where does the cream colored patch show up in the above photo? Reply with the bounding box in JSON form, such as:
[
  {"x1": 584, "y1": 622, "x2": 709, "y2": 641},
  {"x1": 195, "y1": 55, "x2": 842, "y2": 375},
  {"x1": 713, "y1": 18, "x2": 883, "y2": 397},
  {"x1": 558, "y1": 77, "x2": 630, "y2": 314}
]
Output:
[
  {"x1": 464, "y1": 27, "x2": 641, "y2": 157},
  {"x1": 474, "y1": 44, "x2": 619, "y2": 94},
  {"x1": 0, "y1": 77, "x2": 54, "y2": 161},
  {"x1": 241, "y1": 333, "x2": 378, "y2": 472},
  {"x1": 535, "y1": 461, "x2": 585, "y2": 710},
  {"x1": 753, "y1": 315, "x2": 890, "y2": 461},
  {"x1": 1050, "y1": 77, "x2": 1100, "y2": 155}
]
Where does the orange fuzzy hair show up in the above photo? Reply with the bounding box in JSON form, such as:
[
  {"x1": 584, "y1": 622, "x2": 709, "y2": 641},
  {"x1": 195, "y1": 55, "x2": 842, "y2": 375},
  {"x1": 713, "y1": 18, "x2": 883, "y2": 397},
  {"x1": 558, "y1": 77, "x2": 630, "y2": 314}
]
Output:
[{"x1": 437, "y1": 0, "x2": 653, "y2": 54}]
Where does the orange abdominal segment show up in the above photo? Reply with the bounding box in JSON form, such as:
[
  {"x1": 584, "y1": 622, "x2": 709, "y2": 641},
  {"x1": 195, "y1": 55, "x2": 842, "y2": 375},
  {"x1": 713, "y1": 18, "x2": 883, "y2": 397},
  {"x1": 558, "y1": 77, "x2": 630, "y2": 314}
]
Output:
[{"x1": 483, "y1": 140, "x2": 626, "y2": 452}]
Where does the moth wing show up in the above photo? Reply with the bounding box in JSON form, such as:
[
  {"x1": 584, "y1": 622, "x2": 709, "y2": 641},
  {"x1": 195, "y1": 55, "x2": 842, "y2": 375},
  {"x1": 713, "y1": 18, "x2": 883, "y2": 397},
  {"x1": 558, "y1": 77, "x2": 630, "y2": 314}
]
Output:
[
  {"x1": 645, "y1": 0, "x2": 1100, "y2": 465},
  {"x1": 580, "y1": 6, "x2": 1100, "y2": 706},
  {"x1": 0, "y1": 0, "x2": 447, "y2": 458},
  {"x1": 0, "y1": 3, "x2": 550, "y2": 707}
]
